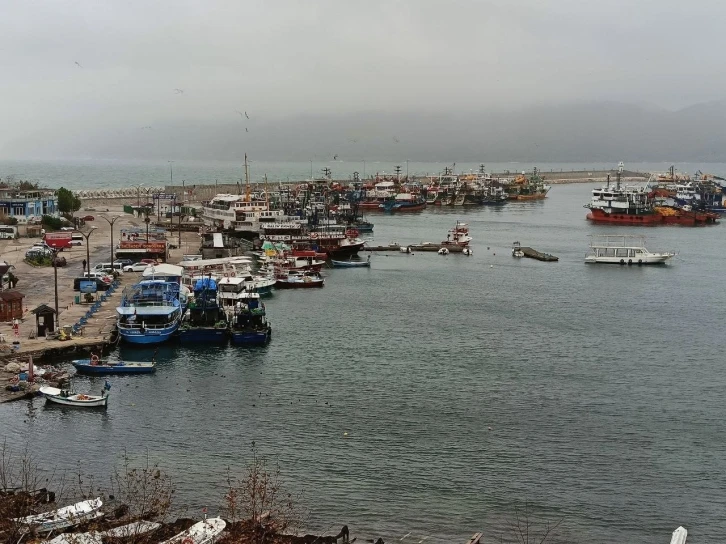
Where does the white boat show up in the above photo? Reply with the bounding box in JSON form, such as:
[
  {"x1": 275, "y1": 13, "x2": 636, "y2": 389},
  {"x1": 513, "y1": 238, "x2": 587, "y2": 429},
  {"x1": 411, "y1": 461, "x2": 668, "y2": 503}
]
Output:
[
  {"x1": 512, "y1": 241, "x2": 524, "y2": 257},
  {"x1": 438, "y1": 248, "x2": 450, "y2": 255},
  {"x1": 39, "y1": 384, "x2": 110, "y2": 408},
  {"x1": 160, "y1": 517, "x2": 226, "y2": 544},
  {"x1": 670, "y1": 526, "x2": 687, "y2": 544},
  {"x1": 584, "y1": 235, "x2": 676, "y2": 265},
  {"x1": 47, "y1": 520, "x2": 161, "y2": 544},
  {"x1": 14, "y1": 498, "x2": 103, "y2": 533}
]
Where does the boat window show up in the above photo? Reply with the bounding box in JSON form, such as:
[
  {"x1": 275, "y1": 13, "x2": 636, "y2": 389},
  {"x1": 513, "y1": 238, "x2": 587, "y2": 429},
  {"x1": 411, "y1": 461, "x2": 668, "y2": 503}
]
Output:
[
  {"x1": 634, "y1": 249, "x2": 643, "y2": 254},
  {"x1": 605, "y1": 248, "x2": 616, "y2": 257},
  {"x1": 616, "y1": 248, "x2": 628, "y2": 258},
  {"x1": 628, "y1": 249, "x2": 636, "y2": 258}
]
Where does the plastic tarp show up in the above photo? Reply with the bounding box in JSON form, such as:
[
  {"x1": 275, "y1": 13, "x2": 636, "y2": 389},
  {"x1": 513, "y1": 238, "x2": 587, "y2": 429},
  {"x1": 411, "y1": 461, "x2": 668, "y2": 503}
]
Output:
[{"x1": 194, "y1": 277, "x2": 218, "y2": 291}]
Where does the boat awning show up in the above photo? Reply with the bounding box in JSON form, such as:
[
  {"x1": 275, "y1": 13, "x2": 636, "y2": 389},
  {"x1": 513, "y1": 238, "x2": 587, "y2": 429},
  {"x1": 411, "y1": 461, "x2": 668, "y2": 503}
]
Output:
[
  {"x1": 143, "y1": 264, "x2": 184, "y2": 278},
  {"x1": 116, "y1": 307, "x2": 178, "y2": 316},
  {"x1": 212, "y1": 232, "x2": 224, "y2": 248}
]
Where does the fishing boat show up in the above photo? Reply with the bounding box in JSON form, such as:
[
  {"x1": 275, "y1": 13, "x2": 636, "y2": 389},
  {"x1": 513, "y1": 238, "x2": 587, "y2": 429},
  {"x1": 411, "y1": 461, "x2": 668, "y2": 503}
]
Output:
[
  {"x1": 49, "y1": 521, "x2": 164, "y2": 544},
  {"x1": 228, "y1": 292, "x2": 271, "y2": 346},
  {"x1": 381, "y1": 192, "x2": 427, "y2": 212},
  {"x1": 14, "y1": 498, "x2": 104, "y2": 533},
  {"x1": 159, "y1": 517, "x2": 226, "y2": 544},
  {"x1": 116, "y1": 280, "x2": 187, "y2": 345},
  {"x1": 584, "y1": 235, "x2": 675, "y2": 265},
  {"x1": 331, "y1": 256, "x2": 371, "y2": 268},
  {"x1": 275, "y1": 270, "x2": 324, "y2": 288},
  {"x1": 441, "y1": 220, "x2": 472, "y2": 247},
  {"x1": 39, "y1": 382, "x2": 111, "y2": 408},
  {"x1": 71, "y1": 355, "x2": 156, "y2": 375},
  {"x1": 179, "y1": 277, "x2": 229, "y2": 344}
]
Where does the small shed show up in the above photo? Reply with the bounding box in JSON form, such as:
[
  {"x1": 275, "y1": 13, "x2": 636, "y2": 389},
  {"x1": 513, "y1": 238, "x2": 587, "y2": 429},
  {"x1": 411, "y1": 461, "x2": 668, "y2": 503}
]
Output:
[
  {"x1": 0, "y1": 290, "x2": 25, "y2": 322},
  {"x1": 31, "y1": 304, "x2": 56, "y2": 336}
]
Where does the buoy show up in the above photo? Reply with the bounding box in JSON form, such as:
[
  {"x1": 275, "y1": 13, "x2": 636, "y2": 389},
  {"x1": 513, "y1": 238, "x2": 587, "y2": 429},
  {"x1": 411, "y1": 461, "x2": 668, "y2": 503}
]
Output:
[
  {"x1": 343, "y1": 432, "x2": 348, "y2": 436},
  {"x1": 488, "y1": 426, "x2": 492, "y2": 431},
  {"x1": 490, "y1": 265, "x2": 493, "y2": 268}
]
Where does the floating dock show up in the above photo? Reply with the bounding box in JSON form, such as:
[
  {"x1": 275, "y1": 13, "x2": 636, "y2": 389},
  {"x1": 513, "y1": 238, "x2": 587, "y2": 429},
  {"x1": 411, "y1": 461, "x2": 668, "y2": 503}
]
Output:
[
  {"x1": 517, "y1": 246, "x2": 559, "y2": 262},
  {"x1": 363, "y1": 243, "x2": 465, "y2": 252}
]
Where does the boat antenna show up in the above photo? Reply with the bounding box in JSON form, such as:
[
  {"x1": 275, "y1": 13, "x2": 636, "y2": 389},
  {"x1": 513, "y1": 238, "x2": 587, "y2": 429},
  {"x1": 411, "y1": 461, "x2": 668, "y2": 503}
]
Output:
[
  {"x1": 606, "y1": 174, "x2": 610, "y2": 189},
  {"x1": 616, "y1": 161, "x2": 623, "y2": 191}
]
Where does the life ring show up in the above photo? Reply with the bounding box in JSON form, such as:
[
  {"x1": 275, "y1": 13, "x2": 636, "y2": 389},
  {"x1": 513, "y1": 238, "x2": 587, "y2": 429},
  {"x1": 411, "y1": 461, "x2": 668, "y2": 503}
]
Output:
[
  {"x1": 619, "y1": 259, "x2": 625, "y2": 265},
  {"x1": 182, "y1": 537, "x2": 194, "y2": 544},
  {"x1": 230, "y1": 271, "x2": 236, "y2": 278},
  {"x1": 224, "y1": 272, "x2": 229, "y2": 278},
  {"x1": 310, "y1": 233, "x2": 318, "y2": 239},
  {"x1": 90, "y1": 355, "x2": 100, "y2": 365},
  {"x1": 628, "y1": 259, "x2": 633, "y2": 265}
]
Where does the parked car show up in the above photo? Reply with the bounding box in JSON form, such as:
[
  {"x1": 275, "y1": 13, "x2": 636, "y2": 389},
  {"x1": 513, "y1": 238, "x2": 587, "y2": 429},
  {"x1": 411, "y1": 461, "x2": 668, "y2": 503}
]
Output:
[
  {"x1": 70, "y1": 240, "x2": 83, "y2": 246},
  {"x1": 123, "y1": 262, "x2": 151, "y2": 272},
  {"x1": 82, "y1": 215, "x2": 95, "y2": 221},
  {"x1": 113, "y1": 259, "x2": 133, "y2": 266},
  {"x1": 82, "y1": 271, "x2": 113, "y2": 283},
  {"x1": 25, "y1": 247, "x2": 53, "y2": 259},
  {"x1": 140, "y1": 258, "x2": 159, "y2": 265},
  {"x1": 93, "y1": 262, "x2": 124, "y2": 274},
  {"x1": 60, "y1": 226, "x2": 75, "y2": 231}
]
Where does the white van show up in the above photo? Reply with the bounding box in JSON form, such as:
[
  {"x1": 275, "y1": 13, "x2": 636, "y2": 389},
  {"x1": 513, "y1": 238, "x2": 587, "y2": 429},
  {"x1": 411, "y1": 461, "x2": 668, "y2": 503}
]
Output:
[{"x1": 93, "y1": 262, "x2": 125, "y2": 274}]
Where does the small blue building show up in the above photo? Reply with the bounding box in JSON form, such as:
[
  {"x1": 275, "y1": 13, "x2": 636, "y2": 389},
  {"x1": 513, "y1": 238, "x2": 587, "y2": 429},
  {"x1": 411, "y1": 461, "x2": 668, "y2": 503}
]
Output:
[{"x1": 0, "y1": 189, "x2": 58, "y2": 224}]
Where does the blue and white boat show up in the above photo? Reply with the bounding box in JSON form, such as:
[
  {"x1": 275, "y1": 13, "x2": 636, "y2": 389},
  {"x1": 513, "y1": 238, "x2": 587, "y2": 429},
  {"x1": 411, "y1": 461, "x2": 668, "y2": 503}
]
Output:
[
  {"x1": 71, "y1": 357, "x2": 156, "y2": 374},
  {"x1": 116, "y1": 280, "x2": 187, "y2": 345},
  {"x1": 179, "y1": 277, "x2": 229, "y2": 344},
  {"x1": 228, "y1": 292, "x2": 271, "y2": 346}
]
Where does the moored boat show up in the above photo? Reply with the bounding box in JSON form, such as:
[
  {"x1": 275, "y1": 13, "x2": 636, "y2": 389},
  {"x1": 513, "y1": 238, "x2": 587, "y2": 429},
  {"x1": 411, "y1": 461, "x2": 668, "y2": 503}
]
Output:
[
  {"x1": 116, "y1": 280, "x2": 186, "y2": 345},
  {"x1": 584, "y1": 235, "x2": 675, "y2": 265},
  {"x1": 228, "y1": 292, "x2": 271, "y2": 346},
  {"x1": 275, "y1": 270, "x2": 324, "y2": 288},
  {"x1": 179, "y1": 277, "x2": 229, "y2": 344},
  {"x1": 331, "y1": 256, "x2": 371, "y2": 268},
  {"x1": 441, "y1": 220, "x2": 472, "y2": 247},
  {"x1": 71, "y1": 356, "x2": 155, "y2": 375},
  {"x1": 159, "y1": 517, "x2": 226, "y2": 544},
  {"x1": 14, "y1": 498, "x2": 104, "y2": 533},
  {"x1": 39, "y1": 382, "x2": 111, "y2": 408}
]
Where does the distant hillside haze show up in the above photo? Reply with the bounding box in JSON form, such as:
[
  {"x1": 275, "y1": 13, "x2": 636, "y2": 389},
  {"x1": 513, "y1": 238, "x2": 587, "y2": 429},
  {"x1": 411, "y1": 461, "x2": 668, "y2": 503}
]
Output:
[{"x1": 8, "y1": 100, "x2": 726, "y2": 162}]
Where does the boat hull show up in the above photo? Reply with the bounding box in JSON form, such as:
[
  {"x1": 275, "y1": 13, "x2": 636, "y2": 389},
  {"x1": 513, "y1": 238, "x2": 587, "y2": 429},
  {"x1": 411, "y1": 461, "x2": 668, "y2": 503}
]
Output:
[
  {"x1": 71, "y1": 360, "x2": 156, "y2": 374},
  {"x1": 118, "y1": 324, "x2": 180, "y2": 344},
  {"x1": 178, "y1": 328, "x2": 229, "y2": 344},
  {"x1": 586, "y1": 209, "x2": 663, "y2": 225},
  {"x1": 275, "y1": 279, "x2": 324, "y2": 288},
  {"x1": 584, "y1": 256, "x2": 671, "y2": 265},
  {"x1": 230, "y1": 328, "x2": 270, "y2": 346},
  {"x1": 331, "y1": 260, "x2": 370, "y2": 268}
]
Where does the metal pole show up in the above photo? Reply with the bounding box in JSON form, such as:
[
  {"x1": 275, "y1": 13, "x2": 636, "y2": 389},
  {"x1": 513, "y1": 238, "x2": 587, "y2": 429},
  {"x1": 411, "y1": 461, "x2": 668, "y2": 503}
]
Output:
[
  {"x1": 85, "y1": 233, "x2": 91, "y2": 274},
  {"x1": 53, "y1": 250, "x2": 59, "y2": 329},
  {"x1": 363, "y1": 160, "x2": 366, "y2": 179},
  {"x1": 310, "y1": 160, "x2": 313, "y2": 180},
  {"x1": 178, "y1": 197, "x2": 182, "y2": 247}
]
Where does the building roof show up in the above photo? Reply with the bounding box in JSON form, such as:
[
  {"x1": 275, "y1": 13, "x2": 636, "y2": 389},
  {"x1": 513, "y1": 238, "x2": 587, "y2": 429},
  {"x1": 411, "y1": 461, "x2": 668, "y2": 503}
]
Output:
[
  {"x1": 31, "y1": 304, "x2": 56, "y2": 315},
  {"x1": 0, "y1": 290, "x2": 25, "y2": 302}
]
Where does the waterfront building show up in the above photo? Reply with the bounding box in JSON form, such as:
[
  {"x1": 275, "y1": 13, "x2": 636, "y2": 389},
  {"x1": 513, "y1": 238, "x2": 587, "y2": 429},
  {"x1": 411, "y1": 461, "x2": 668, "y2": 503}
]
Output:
[{"x1": 0, "y1": 189, "x2": 58, "y2": 224}]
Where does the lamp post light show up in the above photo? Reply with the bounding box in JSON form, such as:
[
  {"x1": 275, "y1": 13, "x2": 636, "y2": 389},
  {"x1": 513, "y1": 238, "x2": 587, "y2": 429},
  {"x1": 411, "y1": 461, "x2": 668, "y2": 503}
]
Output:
[
  {"x1": 81, "y1": 226, "x2": 98, "y2": 275},
  {"x1": 168, "y1": 161, "x2": 174, "y2": 186},
  {"x1": 52, "y1": 248, "x2": 59, "y2": 329},
  {"x1": 100, "y1": 215, "x2": 121, "y2": 266}
]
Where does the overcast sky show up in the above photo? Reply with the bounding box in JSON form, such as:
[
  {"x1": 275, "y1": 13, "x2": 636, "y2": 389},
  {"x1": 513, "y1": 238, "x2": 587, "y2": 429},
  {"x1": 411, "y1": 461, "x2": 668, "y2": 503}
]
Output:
[{"x1": 2, "y1": 0, "x2": 725, "y2": 159}]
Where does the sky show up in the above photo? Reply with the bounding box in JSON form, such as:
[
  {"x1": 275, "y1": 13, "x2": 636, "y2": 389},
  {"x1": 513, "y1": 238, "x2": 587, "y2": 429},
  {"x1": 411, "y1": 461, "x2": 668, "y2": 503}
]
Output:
[{"x1": 2, "y1": 0, "x2": 726, "y2": 160}]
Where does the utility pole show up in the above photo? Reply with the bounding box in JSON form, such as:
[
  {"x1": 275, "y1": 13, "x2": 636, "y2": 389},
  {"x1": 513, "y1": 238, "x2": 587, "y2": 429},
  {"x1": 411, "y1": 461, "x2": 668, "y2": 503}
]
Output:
[{"x1": 52, "y1": 249, "x2": 59, "y2": 328}]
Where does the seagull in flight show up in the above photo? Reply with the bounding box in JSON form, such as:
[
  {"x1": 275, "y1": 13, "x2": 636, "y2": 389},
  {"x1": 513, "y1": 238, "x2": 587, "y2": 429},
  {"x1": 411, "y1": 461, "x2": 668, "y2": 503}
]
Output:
[
  {"x1": 174, "y1": 88, "x2": 184, "y2": 94},
  {"x1": 333, "y1": 154, "x2": 339, "y2": 160},
  {"x1": 245, "y1": 128, "x2": 249, "y2": 132},
  {"x1": 74, "y1": 61, "x2": 83, "y2": 68},
  {"x1": 245, "y1": 111, "x2": 249, "y2": 119},
  {"x1": 140, "y1": 126, "x2": 152, "y2": 130}
]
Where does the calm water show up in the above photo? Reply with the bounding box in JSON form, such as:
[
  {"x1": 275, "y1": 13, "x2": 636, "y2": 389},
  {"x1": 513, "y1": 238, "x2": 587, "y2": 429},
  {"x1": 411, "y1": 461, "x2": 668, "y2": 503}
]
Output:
[{"x1": 2, "y1": 183, "x2": 726, "y2": 543}]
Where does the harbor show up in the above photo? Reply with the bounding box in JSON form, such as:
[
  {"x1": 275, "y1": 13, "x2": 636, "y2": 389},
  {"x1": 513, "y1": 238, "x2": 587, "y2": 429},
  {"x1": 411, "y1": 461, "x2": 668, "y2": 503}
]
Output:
[{"x1": 0, "y1": 170, "x2": 723, "y2": 543}]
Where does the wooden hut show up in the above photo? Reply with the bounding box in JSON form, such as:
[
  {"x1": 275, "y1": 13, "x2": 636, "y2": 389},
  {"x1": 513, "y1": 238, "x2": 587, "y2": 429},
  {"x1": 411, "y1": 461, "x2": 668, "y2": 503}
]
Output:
[{"x1": 0, "y1": 290, "x2": 25, "y2": 322}]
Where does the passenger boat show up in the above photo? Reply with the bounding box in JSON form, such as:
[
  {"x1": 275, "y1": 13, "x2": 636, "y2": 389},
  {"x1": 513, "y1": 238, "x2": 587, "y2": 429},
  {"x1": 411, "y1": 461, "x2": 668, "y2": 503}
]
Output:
[
  {"x1": 116, "y1": 280, "x2": 187, "y2": 345},
  {"x1": 670, "y1": 526, "x2": 687, "y2": 544},
  {"x1": 39, "y1": 382, "x2": 111, "y2": 408},
  {"x1": 71, "y1": 356, "x2": 156, "y2": 374},
  {"x1": 584, "y1": 235, "x2": 676, "y2": 265},
  {"x1": 179, "y1": 277, "x2": 229, "y2": 344},
  {"x1": 275, "y1": 270, "x2": 324, "y2": 288},
  {"x1": 331, "y1": 256, "x2": 371, "y2": 268},
  {"x1": 228, "y1": 292, "x2": 271, "y2": 346},
  {"x1": 441, "y1": 220, "x2": 472, "y2": 247},
  {"x1": 159, "y1": 517, "x2": 226, "y2": 544},
  {"x1": 14, "y1": 498, "x2": 103, "y2": 533}
]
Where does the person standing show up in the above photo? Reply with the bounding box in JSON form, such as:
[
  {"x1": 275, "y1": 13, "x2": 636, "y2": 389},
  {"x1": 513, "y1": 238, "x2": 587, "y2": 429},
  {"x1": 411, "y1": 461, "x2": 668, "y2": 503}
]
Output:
[{"x1": 82, "y1": 259, "x2": 87, "y2": 273}]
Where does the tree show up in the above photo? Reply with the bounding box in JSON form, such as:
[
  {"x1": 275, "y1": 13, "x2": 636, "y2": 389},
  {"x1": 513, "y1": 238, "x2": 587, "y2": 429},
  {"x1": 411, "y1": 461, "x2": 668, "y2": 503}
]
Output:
[{"x1": 57, "y1": 187, "x2": 81, "y2": 215}]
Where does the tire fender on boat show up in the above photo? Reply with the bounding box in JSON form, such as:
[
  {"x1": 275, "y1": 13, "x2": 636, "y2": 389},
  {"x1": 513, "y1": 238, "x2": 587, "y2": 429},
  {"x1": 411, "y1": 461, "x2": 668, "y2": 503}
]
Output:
[
  {"x1": 638, "y1": 259, "x2": 643, "y2": 265},
  {"x1": 619, "y1": 259, "x2": 625, "y2": 265},
  {"x1": 628, "y1": 259, "x2": 633, "y2": 265}
]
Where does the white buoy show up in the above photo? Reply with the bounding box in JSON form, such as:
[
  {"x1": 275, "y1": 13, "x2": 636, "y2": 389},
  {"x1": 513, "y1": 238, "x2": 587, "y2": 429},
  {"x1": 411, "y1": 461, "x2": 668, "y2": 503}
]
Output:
[{"x1": 490, "y1": 265, "x2": 493, "y2": 268}]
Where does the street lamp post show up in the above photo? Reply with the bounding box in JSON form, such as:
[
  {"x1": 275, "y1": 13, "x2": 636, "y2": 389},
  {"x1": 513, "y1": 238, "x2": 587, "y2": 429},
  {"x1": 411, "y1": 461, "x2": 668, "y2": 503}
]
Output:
[
  {"x1": 168, "y1": 161, "x2": 174, "y2": 186},
  {"x1": 52, "y1": 249, "x2": 59, "y2": 329},
  {"x1": 100, "y1": 215, "x2": 121, "y2": 266},
  {"x1": 81, "y1": 226, "x2": 98, "y2": 276}
]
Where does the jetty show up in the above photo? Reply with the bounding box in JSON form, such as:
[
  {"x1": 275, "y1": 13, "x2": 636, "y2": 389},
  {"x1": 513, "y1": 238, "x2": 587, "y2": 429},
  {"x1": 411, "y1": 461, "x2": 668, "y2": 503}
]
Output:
[{"x1": 362, "y1": 243, "x2": 466, "y2": 252}]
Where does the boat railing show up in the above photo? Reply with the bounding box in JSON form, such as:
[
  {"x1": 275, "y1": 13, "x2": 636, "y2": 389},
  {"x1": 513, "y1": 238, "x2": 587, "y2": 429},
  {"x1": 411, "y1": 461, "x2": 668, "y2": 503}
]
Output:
[
  {"x1": 117, "y1": 321, "x2": 176, "y2": 331},
  {"x1": 119, "y1": 300, "x2": 180, "y2": 308}
]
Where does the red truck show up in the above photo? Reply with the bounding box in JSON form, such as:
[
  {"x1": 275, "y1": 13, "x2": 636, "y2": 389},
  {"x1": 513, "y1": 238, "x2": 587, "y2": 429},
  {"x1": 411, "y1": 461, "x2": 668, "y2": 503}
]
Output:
[{"x1": 43, "y1": 232, "x2": 73, "y2": 250}]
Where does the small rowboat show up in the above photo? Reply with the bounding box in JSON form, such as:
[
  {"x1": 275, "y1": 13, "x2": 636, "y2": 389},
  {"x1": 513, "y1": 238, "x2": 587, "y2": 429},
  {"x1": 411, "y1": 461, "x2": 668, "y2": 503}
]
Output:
[
  {"x1": 39, "y1": 382, "x2": 111, "y2": 408},
  {"x1": 71, "y1": 359, "x2": 156, "y2": 375},
  {"x1": 160, "y1": 518, "x2": 226, "y2": 544},
  {"x1": 670, "y1": 526, "x2": 687, "y2": 544},
  {"x1": 47, "y1": 520, "x2": 162, "y2": 544},
  {"x1": 331, "y1": 256, "x2": 371, "y2": 268},
  {"x1": 14, "y1": 498, "x2": 103, "y2": 533}
]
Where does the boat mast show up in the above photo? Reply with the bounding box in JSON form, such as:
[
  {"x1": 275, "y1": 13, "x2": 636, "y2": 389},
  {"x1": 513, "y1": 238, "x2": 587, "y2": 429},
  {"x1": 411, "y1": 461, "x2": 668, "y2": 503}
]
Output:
[{"x1": 244, "y1": 154, "x2": 251, "y2": 203}]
